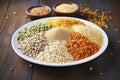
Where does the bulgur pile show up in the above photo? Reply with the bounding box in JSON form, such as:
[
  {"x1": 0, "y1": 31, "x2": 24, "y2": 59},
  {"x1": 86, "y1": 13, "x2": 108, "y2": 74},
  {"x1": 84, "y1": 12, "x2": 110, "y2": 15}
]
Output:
[{"x1": 35, "y1": 40, "x2": 74, "y2": 63}]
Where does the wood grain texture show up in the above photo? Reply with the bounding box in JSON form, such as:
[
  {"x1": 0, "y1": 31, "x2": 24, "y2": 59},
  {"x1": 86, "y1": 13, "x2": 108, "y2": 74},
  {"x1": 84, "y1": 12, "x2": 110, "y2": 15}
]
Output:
[
  {"x1": 0, "y1": 0, "x2": 10, "y2": 32},
  {"x1": 0, "y1": 0, "x2": 120, "y2": 80},
  {"x1": 0, "y1": 0, "x2": 39, "y2": 80}
]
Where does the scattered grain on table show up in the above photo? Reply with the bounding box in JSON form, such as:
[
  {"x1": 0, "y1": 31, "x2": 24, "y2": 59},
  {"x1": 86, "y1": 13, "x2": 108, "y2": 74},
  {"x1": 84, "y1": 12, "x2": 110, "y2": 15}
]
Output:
[
  {"x1": 110, "y1": 52, "x2": 113, "y2": 56},
  {"x1": 115, "y1": 28, "x2": 119, "y2": 32},
  {"x1": 114, "y1": 46, "x2": 117, "y2": 49},
  {"x1": 25, "y1": 15, "x2": 28, "y2": 18},
  {"x1": 99, "y1": 72, "x2": 104, "y2": 76},
  {"x1": 5, "y1": 16, "x2": 9, "y2": 19},
  {"x1": 29, "y1": 64, "x2": 33, "y2": 67},
  {"x1": 117, "y1": 40, "x2": 120, "y2": 43},
  {"x1": 89, "y1": 67, "x2": 93, "y2": 70},
  {"x1": 79, "y1": 4, "x2": 112, "y2": 29},
  {"x1": 96, "y1": 69, "x2": 104, "y2": 76},
  {"x1": 13, "y1": 11, "x2": 17, "y2": 15},
  {"x1": 9, "y1": 67, "x2": 14, "y2": 71}
]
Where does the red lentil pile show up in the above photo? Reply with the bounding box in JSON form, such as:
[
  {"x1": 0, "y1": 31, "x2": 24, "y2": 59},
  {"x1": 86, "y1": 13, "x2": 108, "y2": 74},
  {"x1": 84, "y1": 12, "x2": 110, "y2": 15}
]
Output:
[
  {"x1": 80, "y1": 4, "x2": 112, "y2": 29},
  {"x1": 66, "y1": 32, "x2": 100, "y2": 60}
]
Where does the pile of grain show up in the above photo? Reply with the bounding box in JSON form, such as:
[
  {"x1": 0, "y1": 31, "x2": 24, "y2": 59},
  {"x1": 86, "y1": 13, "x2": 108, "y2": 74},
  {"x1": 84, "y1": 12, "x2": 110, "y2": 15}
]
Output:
[
  {"x1": 72, "y1": 25, "x2": 103, "y2": 46},
  {"x1": 55, "y1": 3, "x2": 78, "y2": 13},
  {"x1": 29, "y1": 7, "x2": 49, "y2": 16},
  {"x1": 35, "y1": 40, "x2": 74, "y2": 63},
  {"x1": 44, "y1": 27, "x2": 72, "y2": 40},
  {"x1": 45, "y1": 18, "x2": 85, "y2": 29},
  {"x1": 66, "y1": 32, "x2": 100, "y2": 60},
  {"x1": 18, "y1": 32, "x2": 47, "y2": 58}
]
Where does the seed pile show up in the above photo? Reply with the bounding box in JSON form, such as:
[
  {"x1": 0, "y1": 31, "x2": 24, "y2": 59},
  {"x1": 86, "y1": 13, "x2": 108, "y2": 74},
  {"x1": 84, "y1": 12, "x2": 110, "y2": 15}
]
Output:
[{"x1": 80, "y1": 5, "x2": 112, "y2": 29}]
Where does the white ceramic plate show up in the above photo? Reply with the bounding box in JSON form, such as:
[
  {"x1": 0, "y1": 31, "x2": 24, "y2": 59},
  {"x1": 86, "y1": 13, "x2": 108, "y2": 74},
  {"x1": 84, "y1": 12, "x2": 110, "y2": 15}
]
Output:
[{"x1": 11, "y1": 17, "x2": 108, "y2": 67}]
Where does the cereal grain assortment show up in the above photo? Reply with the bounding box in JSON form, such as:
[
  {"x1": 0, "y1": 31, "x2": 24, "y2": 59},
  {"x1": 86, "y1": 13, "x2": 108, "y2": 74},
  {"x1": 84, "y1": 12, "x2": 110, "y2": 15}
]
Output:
[{"x1": 17, "y1": 18, "x2": 103, "y2": 64}]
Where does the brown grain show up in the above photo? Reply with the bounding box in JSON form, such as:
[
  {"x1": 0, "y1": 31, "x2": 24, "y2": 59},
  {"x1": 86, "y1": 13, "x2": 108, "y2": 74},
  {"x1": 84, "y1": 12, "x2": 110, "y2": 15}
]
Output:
[{"x1": 29, "y1": 7, "x2": 49, "y2": 16}]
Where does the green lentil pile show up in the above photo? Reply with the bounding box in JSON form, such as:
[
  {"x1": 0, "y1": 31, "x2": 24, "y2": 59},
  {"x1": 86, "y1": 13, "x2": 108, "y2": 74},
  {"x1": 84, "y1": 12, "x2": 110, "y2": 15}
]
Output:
[{"x1": 17, "y1": 22, "x2": 52, "y2": 41}]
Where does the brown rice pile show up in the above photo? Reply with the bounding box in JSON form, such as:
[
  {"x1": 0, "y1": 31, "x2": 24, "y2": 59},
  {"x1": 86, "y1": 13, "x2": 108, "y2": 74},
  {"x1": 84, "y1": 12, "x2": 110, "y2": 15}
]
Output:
[{"x1": 35, "y1": 40, "x2": 74, "y2": 63}]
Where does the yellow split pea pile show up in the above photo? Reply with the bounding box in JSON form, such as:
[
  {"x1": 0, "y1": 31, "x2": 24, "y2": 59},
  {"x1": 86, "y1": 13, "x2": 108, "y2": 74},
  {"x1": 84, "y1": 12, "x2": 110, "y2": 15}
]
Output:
[{"x1": 17, "y1": 18, "x2": 103, "y2": 64}]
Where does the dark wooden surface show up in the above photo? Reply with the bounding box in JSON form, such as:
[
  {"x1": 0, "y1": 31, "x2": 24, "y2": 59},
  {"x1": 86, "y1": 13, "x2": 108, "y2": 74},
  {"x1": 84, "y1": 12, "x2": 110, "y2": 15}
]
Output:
[{"x1": 0, "y1": 0, "x2": 120, "y2": 80}]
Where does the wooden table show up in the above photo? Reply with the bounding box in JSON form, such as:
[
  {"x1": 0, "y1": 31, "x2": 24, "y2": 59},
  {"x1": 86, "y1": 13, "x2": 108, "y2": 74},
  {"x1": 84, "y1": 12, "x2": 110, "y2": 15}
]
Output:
[{"x1": 0, "y1": 0, "x2": 120, "y2": 80}]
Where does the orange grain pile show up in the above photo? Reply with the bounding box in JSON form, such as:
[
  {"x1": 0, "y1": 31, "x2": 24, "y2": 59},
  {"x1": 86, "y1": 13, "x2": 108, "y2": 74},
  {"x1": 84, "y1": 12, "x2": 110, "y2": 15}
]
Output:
[
  {"x1": 80, "y1": 4, "x2": 112, "y2": 29},
  {"x1": 66, "y1": 32, "x2": 100, "y2": 60}
]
